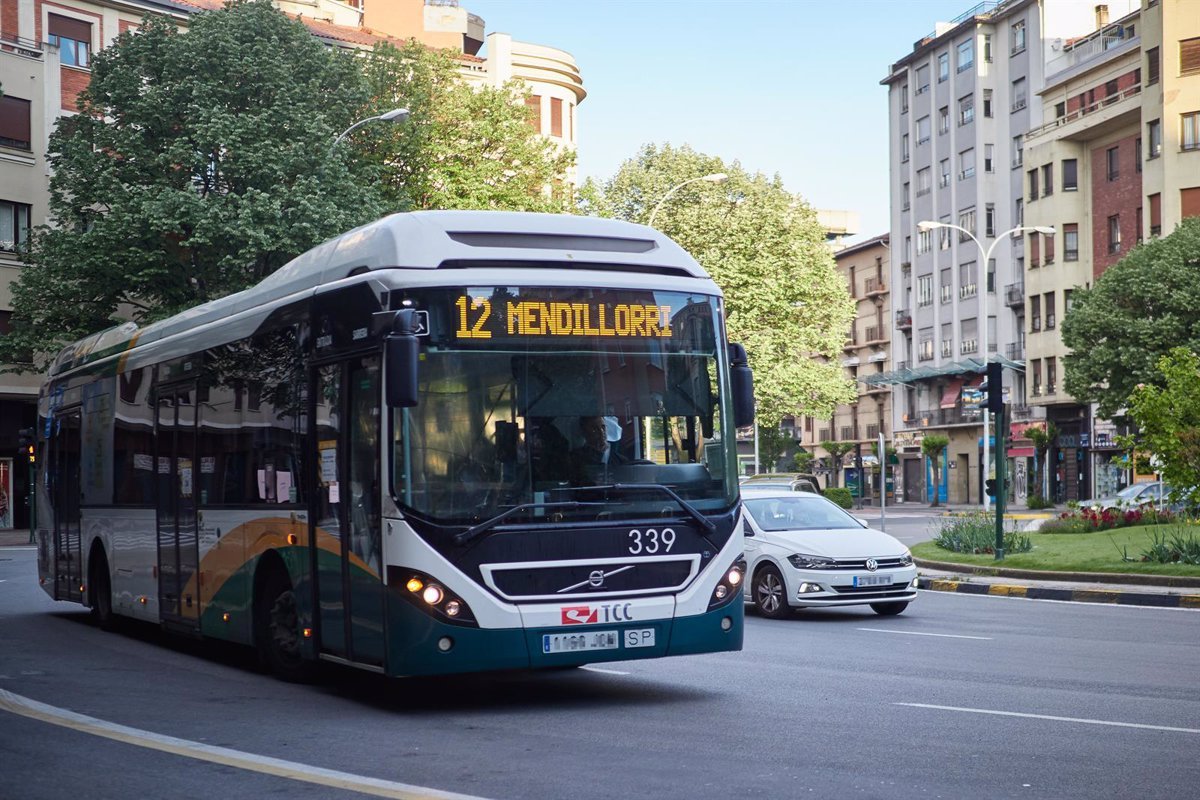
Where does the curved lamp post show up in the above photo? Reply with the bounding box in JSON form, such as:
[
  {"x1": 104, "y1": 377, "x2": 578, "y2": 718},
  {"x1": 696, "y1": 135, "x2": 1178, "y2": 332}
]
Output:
[
  {"x1": 647, "y1": 173, "x2": 729, "y2": 228},
  {"x1": 328, "y1": 107, "x2": 410, "y2": 156},
  {"x1": 916, "y1": 220, "x2": 1055, "y2": 510}
]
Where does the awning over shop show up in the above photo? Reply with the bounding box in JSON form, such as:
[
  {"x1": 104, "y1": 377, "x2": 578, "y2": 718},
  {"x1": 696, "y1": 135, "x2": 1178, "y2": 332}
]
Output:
[{"x1": 940, "y1": 377, "x2": 965, "y2": 409}]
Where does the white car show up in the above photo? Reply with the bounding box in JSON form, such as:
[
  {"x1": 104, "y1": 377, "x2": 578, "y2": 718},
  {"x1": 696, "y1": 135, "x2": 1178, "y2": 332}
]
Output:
[{"x1": 740, "y1": 488, "x2": 918, "y2": 618}]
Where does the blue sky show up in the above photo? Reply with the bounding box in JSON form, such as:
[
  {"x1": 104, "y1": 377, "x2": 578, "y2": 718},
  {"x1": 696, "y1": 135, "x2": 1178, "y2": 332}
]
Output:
[{"x1": 467, "y1": 0, "x2": 976, "y2": 241}]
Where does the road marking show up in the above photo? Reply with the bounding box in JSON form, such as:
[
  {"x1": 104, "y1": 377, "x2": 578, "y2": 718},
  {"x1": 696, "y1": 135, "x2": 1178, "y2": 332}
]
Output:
[
  {"x1": 0, "y1": 689, "x2": 494, "y2": 800},
  {"x1": 580, "y1": 665, "x2": 630, "y2": 675},
  {"x1": 858, "y1": 628, "x2": 993, "y2": 640},
  {"x1": 896, "y1": 702, "x2": 1200, "y2": 734}
]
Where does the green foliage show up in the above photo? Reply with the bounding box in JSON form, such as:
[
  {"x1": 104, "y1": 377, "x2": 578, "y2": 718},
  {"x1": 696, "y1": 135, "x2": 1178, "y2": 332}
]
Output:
[
  {"x1": 823, "y1": 440, "x2": 856, "y2": 488},
  {"x1": 1140, "y1": 527, "x2": 1200, "y2": 565},
  {"x1": 1040, "y1": 504, "x2": 1178, "y2": 533},
  {"x1": 756, "y1": 423, "x2": 796, "y2": 472},
  {"x1": 788, "y1": 449, "x2": 814, "y2": 473},
  {"x1": 360, "y1": 41, "x2": 574, "y2": 213},
  {"x1": 581, "y1": 143, "x2": 856, "y2": 427},
  {"x1": 1127, "y1": 347, "x2": 1200, "y2": 507},
  {"x1": 1, "y1": 1, "x2": 382, "y2": 368},
  {"x1": 921, "y1": 434, "x2": 949, "y2": 507},
  {"x1": 823, "y1": 487, "x2": 853, "y2": 509},
  {"x1": 933, "y1": 512, "x2": 1032, "y2": 555},
  {"x1": 1062, "y1": 218, "x2": 1200, "y2": 419},
  {"x1": 1025, "y1": 422, "x2": 1056, "y2": 502},
  {"x1": 1025, "y1": 495, "x2": 1054, "y2": 510}
]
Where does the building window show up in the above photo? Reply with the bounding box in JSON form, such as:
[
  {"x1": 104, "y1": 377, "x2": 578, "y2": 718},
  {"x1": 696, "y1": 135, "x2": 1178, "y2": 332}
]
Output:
[
  {"x1": 1147, "y1": 47, "x2": 1160, "y2": 85},
  {"x1": 1042, "y1": 163, "x2": 1054, "y2": 196},
  {"x1": 916, "y1": 167, "x2": 931, "y2": 196},
  {"x1": 1064, "y1": 223, "x2": 1079, "y2": 261},
  {"x1": 525, "y1": 95, "x2": 541, "y2": 132},
  {"x1": 1030, "y1": 296, "x2": 1041, "y2": 331},
  {"x1": 1136, "y1": 138, "x2": 1142, "y2": 172},
  {"x1": 917, "y1": 115, "x2": 931, "y2": 144},
  {"x1": 919, "y1": 331, "x2": 934, "y2": 361},
  {"x1": 1043, "y1": 231, "x2": 1055, "y2": 264},
  {"x1": 1011, "y1": 77, "x2": 1027, "y2": 112},
  {"x1": 958, "y1": 207, "x2": 976, "y2": 239},
  {"x1": 1028, "y1": 168, "x2": 1039, "y2": 201},
  {"x1": 1181, "y1": 37, "x2": 1200, "y2": 77},
  {"x1": 1137, "y1": 206, "x2": 1144, "y2": 243},
  {"x1": 938, "y1": 217, "x2": 952, "y2": 251},
  {"x1": 902, "y1": 133, "x2": 909, "y2": 162},
  {"x1": 917, "y1": 274, "x2": 933, "y2": 306},
  {"x1": 0, "y1": 200, "x2": 31, "y2": 252},
  {"x1": 939, "y1": 158, "x2": 950, "y2": 188},
  {"x1": 984, "y1": 144, "x2": 994, "y2": 173},
  {"x1": 1055, "y1": 101, "x2": 1066, "y2": 119},
  {"x1": 939, "y1": 106, "x2": 950, "y2": 135},
  {"x1": 1149, "y1": 193, "x2": 1162, "y2": 236},
  {"x1": 901, "y1": 83, "x2": 909, "y2": 113},
  {"x1": 48, "y1": 14, "x2": 92, "y2": 69},
  {"x1": 550, "y1": 97, "x2": 563, "y2": 137},
  {"x1": 958, "y1": 94, "x2": 975, "y2": 126},
  {"x1": 987, "y1": 259, "x2": 996, "y2": 293},
  {"x1": 983, "y1": 34, "x2": 993, "y2": 63},
  {"x1": 902, "y1": 182, "x2": 911, "y2": 210},
  {"x1": 1015, "y1": 197, "x2": 1023, "y2": 226},
  {"x1": 1030, "y1": 235, "x2": 1040, "y2": 268},
  {"x1": 985, "y1": 203, "x2": 996, "y2": 237},
  {"x1": 0, "y1": 96, "x2": 32, "y2": 151},
  {"x1": 940, "y1": 268, "x2": 952, "y2": 303},
  {"x1": 1013, "y1": 135, "x2": 1024, "y2": 168},
  {"x1": 957, "y1": 40, "x2": 974, "y2": 72},
  {"x1": 1107, "y1": 145, "x2": 1120, "y2": 180},
  {"x1": 983, "y1": 89, "x2": 993, "y2": 118},
  {"x1": 959, "y1": 148, "x2": 975, "y2": 180},
  {"x1": 959, "y1": 262, "x2": 977, "y2": 298},
  {"x1": 917, "y1": 229, "x2": 931, "y2": 254},
  {"x1": 938, "y1": 52, "x2": 949, "y2": 82},
  {"x1": 1108, "y1": 214, "x2": 1121, "y2": 254},
  {"x1": 1063, "y1": 158, "x2": 1078, "y2": 191},
  {"x1": 1182, "y1": 187, "x2": 1200, "y2": 220},
  {"x1": 1183, "y1": 112, "x2": 1200, "y2": 151},
  {"x1": 1148, "y1": 119, "x2": 1162, "y2": 158},
  {"x1": 1011, "y1": 20, "x2": 1026, "y2": 55},
  {"x1": 916, "y1": 64, "x2": 930, "y2": 94}
]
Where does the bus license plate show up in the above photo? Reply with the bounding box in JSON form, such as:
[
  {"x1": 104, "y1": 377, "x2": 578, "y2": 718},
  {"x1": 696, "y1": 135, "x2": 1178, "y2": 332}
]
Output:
[
  {"x1": 543, "y1": 630, "x2": 619, "y2": 654},
  {"x1": 854, "y1": 574, "x2": 892, "y2": 587}
]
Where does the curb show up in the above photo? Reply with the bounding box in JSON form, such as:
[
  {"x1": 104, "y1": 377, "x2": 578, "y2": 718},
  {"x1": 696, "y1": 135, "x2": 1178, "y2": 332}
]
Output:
[
  {"x1": 918, "y1": 576, "x2": 1200, "y2": 608},
  {"x1": 914, "y1": 557, "x2": 1200, "y2": 588},
  {"x1": 939, "y1": 511, "x2": 1055, "y2": 520}
]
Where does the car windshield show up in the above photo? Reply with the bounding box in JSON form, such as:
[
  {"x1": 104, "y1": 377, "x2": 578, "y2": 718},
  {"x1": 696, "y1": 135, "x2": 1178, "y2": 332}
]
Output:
[
  {"x1": 743, "y1": 495, "x2": 861, "y2": 531},
  {"x1": 390, "y1": 286, "x2": 738, "y2": 525},
  {"x1": 1117, "y1": 484, "x2": 1150, "y2": 500}
]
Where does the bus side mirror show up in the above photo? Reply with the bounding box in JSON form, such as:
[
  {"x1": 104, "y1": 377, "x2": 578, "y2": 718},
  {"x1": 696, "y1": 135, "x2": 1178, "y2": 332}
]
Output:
[
  {"x1": 385, "y1": 310, "x2": 420, "y2": 408},
  {"x1": 728, "y1": 343, "x2": 755, "y2": 429}
]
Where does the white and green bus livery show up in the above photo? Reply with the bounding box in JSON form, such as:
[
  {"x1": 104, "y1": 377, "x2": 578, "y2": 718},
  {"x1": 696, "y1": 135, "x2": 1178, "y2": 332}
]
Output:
[{"x1": 35, "y1": 210, "x2": 754, "y2": 680}]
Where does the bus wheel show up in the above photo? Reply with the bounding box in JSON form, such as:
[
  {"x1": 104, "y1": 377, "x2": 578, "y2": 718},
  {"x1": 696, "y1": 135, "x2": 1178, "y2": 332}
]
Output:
[
  {"x1": 255, "y1": 569, "x2": 315, "y2": 683},
  {"x1": 89, "y1": 549, "x2": 116, "y2": 632}
]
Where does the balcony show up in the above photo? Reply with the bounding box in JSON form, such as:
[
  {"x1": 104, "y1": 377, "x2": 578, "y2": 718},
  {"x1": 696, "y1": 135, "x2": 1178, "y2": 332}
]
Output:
[
  {"x1": 865, "y1": 325, "x2": 885, "y2": 343},
  {"x1": 840, "y1": 425, "x2": 859, "y2": 441},
  {"x1": 941, "y1": 341, "x2": 953, "y2": 358},
  {"x1": 895, "y1": 360, "x2": 911, "y2": 372},
  {"x1": 865, "y1": 277, "x2": 886, "y2": 296},
  {"x1": 960, "y1": 338, "x2": 978, "y2": 354},
  {"x1": 960, "y1": 284, "x2": 977, "y2": 299},
  {"x1": 895, "y1": 309, "x2": 913, "y2": 329},
  {"x1": 1005, "y1": 342, "x2": 1025, "y2": 360},
  {"x1": 1010, "y1": 404, "x2": 1032, "y2": 420},
  {"x1": 1004, "y1": 283, "x2": 1025, "y2": 307},
  {"x1": 0, "y1": 33, "x2": 44, "y2": 58}
]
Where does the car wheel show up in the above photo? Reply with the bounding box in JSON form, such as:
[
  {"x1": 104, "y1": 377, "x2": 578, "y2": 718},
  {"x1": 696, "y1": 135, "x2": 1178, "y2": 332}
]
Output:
[
  {"x1": 753, "y1": 565, "x2": 791, "y2": 619},
  {"x1": 870, "y1": 602, "x2": 908, "y2": 616}
]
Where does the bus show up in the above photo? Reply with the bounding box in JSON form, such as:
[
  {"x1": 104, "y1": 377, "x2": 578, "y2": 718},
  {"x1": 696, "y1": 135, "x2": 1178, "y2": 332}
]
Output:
[{"x1": 34, "y1": 210, "x2": 754, "y2": 680}]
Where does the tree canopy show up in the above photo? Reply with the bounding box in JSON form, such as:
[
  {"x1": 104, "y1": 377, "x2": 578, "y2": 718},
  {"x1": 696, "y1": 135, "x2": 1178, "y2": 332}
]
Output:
[
  {"x1": 580, "y1": 143, "x2": 856, "y2": 426},
  {"x1": 360, "y1": 41, "x2": 574, "y2": 213},
  {"x1": 1061, "y1": 218, "x2": 1200, "y2": 419},
  {"x1": 1127, "y1": 347, "x2": 1200, "y2": 505}
]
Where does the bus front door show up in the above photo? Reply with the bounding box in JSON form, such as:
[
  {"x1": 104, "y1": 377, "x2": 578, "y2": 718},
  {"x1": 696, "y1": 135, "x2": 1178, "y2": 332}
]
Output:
[
  {"x1": 52, "y1": 408, "x2": 82, "y2": 603},
  {"x1": 156, "y1": 384, "x2": 200, "y2": 631},
  {"x1": 312, "y1": 357, "x2": 384, "y2": 667}
]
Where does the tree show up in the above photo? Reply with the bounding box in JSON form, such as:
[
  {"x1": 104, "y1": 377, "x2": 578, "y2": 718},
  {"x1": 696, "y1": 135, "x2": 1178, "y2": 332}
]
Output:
[
  {"x1": 824, "y1": 441, "x2": 856, "y2": 489},
  {"x1": 581, "y1": 143, "x2": 856, "y2": 429},
  {"x1": 1127, "y1": 347, "x2": 1200, "y2": 506},
  {"x1": 0, "y1": 1, "x2": 383, "y2": 369},
  {"x1": 360, "y1": 41, "x2": 575, "y2": 213},
  {"x1": 1062, "y1": 218, "x2": 1200, "y2": 419},
  {"x1": 788, "y1": 449, "x2": 815, "y2": 474},
  {"x1": 756, "y1": 423, "x2": 796, "y2": 473},
  {"x1": 921, "y1": 434, "x2": 949, "y2": 507},
  {"x1": 1026, "y1": 422, "x2": 1057, "y2": 504}
]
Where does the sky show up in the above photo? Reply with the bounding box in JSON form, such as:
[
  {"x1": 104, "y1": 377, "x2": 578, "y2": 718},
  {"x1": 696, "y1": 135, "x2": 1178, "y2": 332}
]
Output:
[{"x1": 466, "y1": 0, "x2": 982, "y2": 242}]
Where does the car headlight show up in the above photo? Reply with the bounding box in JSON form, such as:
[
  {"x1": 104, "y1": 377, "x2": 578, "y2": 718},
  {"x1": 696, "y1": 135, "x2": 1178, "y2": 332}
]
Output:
[
  {"x1": 899, "y1": 551, "x2": 913, "y2": 567},
  {"x1": 787, "y1": 553, "x2": 836, "y2": 569}
]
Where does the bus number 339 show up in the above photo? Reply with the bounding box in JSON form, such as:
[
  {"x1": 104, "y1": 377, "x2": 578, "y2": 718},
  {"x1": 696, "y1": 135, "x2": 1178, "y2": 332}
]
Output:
[{"x1": 628, "y1": 528, "x2": 675, "y2": 554}]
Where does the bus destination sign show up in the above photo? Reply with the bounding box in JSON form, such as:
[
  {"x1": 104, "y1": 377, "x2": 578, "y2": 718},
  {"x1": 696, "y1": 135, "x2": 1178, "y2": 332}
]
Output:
[{"x1": 455, "y1": 294, "x2": 675, "y2": 340}]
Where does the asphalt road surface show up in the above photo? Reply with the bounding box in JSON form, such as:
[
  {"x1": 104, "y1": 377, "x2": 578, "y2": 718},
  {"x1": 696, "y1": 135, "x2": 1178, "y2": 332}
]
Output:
[{"x1": 2, "y1": 544, "x2": 1198, "y2": 800}]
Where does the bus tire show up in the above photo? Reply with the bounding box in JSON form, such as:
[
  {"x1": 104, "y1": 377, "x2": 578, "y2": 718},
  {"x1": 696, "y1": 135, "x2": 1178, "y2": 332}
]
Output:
[
  {"x1": 254, "y1": 564, "x2": 316, "y2": 683},
  {"x1": 89, "y1": 546, "x2": 116, "y2": 632}
]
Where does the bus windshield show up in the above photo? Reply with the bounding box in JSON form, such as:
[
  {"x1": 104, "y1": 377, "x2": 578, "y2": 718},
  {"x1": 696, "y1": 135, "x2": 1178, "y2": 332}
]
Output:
[{"x1": 391, "y1": 286, "x2": 738, "y2": 525}]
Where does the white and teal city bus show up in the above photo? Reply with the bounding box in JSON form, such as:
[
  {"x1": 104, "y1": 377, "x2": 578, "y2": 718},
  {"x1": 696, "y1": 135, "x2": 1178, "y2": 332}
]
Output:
[{"x1": 35, "y1": 211, "x2": 754, "y2": 680}]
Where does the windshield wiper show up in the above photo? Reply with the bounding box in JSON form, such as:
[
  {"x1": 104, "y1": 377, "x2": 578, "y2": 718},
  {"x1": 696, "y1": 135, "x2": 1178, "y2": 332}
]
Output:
[
  {"x1": 454, "y1": 500, "x2": 605, "y2": 546},
  {"x1": 577, "y1": 483, "x2": 718, "y2": 534}
]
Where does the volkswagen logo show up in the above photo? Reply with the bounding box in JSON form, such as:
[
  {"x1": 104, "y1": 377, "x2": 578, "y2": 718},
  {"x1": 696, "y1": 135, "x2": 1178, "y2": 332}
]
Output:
[
  {"x1": 588, "y1": 570, "x2": 606, "y2": 587},
  {"x1": 865, "y1": 558, "x2": 879, "y2": 572}
]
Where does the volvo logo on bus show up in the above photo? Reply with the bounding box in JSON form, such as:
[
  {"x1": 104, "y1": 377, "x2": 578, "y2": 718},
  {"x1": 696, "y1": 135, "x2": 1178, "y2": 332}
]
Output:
[{"x1": 588, "y1": 570, "x2": 606, "y2": 587}]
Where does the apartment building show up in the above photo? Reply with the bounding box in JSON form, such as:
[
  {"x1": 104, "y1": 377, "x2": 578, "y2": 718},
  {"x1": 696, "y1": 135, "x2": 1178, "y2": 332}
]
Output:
[
  {"x1": 880, "y1": 0, "x2": 1139, "y2": 505},
  {"x1": 0, "y1": 0, "x2": 583, "y2": 529},
  {"x1": 1022, "y1": 0, "x2": 1200, "y2": 502}
]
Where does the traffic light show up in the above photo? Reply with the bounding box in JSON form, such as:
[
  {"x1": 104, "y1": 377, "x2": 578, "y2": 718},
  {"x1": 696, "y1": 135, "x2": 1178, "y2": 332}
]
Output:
[
  {"x1": 985, "y1": 478, "x2": 997, "y2": 497},
  {"x1": 17, "y1": 427, "x2": 35, "y2": 463},
  {"x1": 986, "y1": 360, "x2": 1004, "y2": 415}
]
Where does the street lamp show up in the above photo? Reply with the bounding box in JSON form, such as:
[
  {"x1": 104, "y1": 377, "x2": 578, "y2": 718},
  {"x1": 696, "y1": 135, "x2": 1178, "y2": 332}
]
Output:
[
  {"x1": 328, "y1": 107, "x2": 410, "y2": 156},
  {"x1": 647, "y1": 173, "x2": 729, "y2": 228},
  {"x1": 917, "y1": 220, "x2": 1055, "y2": 510}
]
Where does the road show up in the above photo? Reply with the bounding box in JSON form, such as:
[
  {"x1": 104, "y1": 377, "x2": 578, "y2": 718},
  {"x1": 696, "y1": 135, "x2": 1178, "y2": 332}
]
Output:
[{"x1": 2, "y1": 531, "x2": 1198, "y2": 800}]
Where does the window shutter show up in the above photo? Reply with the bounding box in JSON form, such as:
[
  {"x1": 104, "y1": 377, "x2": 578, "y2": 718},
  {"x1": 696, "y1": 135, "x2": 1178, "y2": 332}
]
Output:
[
  {"x1": 1150, "y1": 193, "x2": 1162, "y2": 228},
  {"x1": 1182, "y1": 38, "x2": 1200, "y2": 76},
  {"x1": 0, "y1": 96, "x2": 32, "y2": 149},
  {"x1": 1182, "y1": 188, "x2": 1200, "y2": 220},
  {"x1": 550, "y1": 98, "x2": 562, "y2": 137},
  {"x1": 49, "y1": 13, "x2": 92, "y2": 43}
]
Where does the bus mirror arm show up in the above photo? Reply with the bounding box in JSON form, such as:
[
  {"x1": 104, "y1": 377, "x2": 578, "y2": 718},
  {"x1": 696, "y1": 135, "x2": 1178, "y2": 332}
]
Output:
[
  {"x1": 385, "y1": 310, "x2": 421, "y2": 408},
  {"x1": 728, "y1": 343, "x2": 755, "y2": 429}
]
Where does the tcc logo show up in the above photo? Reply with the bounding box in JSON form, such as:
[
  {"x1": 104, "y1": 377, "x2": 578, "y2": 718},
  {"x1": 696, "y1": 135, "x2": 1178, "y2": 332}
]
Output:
[{"x1": 560, "y1": 603, "x2": 634, "y2": 625}]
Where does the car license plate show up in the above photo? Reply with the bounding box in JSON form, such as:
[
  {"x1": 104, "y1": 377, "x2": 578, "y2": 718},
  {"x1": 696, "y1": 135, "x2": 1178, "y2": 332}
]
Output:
[
  {"x1": 543, "y1": 630, "x2": 619, "y2": 654},
  {"x1": 853, "y1": 574, "x2": 892, "y2": 587}
]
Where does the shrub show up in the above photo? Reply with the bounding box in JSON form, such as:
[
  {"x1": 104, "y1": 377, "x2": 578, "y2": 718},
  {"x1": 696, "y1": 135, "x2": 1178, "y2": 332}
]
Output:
[
  {"x1": 1026, "y1": 495, "x2": 1054, "y2": 510},
  {"x1": 1042, "y1": 505, "x2": 1178, "y2": 533},
  {"x1": 823, "y1": 487, "x2": 853, "y2": 509},
  {"x1": 932, "y1": 512, "x2": 1033, "y2": 555},
  {"x1": 1140, "y1": 527, "x2": 1200, "y2": 565}
]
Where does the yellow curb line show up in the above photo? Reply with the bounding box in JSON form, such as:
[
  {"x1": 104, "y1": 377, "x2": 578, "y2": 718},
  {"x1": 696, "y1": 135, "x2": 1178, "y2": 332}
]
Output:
[
  {"x1": 1181, "y1": 595, "x2": 1200, "y2": 609},
  {"x1": 929, "y1": 579, "x2": 962, "y2": 592},
  {"x1": 986, "y1": 585, "x2": 1028, "y2": 597}
]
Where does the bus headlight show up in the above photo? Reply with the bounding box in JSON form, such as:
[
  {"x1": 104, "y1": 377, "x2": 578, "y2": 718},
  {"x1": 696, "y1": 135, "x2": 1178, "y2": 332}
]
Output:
[
  {"x1": 708, "y1": 556, "x2": 747, "y2": 610},
  {"x1": 388, "y1": 567, "x2": 478, "y2": 627}
]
